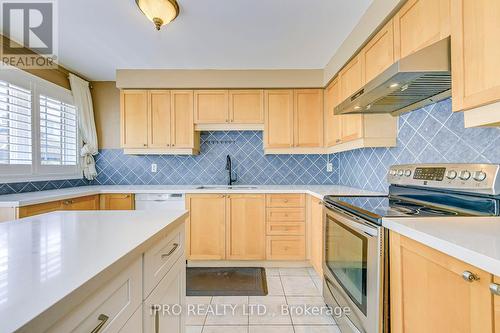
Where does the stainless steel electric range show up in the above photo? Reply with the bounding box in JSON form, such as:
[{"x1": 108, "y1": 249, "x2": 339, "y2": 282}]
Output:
[{"x1": 322, "y1": 163, "x2": 500, "y2": 333}]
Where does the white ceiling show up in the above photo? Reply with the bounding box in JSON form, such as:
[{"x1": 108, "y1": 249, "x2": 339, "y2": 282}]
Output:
[{"x1": 57, "y1": 0, "x2": 372, "y2": 81}]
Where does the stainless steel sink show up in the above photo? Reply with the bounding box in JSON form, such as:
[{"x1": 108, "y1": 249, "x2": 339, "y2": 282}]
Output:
[{"x1": 196, "y1": 185, "x2": 258, "y2": 190}]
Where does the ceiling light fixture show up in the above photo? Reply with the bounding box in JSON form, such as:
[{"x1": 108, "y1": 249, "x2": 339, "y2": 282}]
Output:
[{"x1": 136, "y1": 0, "x2": 180, "y2": 31}]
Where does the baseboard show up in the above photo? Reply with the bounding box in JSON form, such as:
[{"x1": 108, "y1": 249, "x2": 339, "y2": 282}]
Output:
[{"x1": 187, "y1": 260, "x2": 312, "y2": 268}]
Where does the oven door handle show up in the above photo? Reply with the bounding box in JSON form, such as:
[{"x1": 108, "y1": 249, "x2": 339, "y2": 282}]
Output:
[{"x1": 324, "y1": 202, "x2": 379, "y2": 237}]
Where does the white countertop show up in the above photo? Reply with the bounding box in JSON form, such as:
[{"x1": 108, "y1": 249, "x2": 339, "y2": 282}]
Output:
[
  {"x1": 383, "y1": 216, "x2": 500, "y2": 276},
  {"x1": 0, "y1": 209, "x2": 188, "y2": 333},
  {"x1": 0, "y1": 184, "x2": 384, "y2": 208}
]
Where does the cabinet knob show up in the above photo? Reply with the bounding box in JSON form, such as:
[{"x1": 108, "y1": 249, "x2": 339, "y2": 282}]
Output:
[
  {"x1": 172, "y1": 144, "x2": 175, "y2": 147},
  {"x1": 462, "y1": 271, "x2": 480, "y2": 282},
  {"x1": 143, "y1": 143, "x2": 147, "y2": 147},
  {"x1": 490, "y1": 283, "x2": 500, "y2": 296},
  {"x1": 284, "y1": 199, "x2": 289, "y2": 203}
]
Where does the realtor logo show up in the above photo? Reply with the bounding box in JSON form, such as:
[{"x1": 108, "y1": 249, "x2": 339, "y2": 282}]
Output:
[{"x1": 1, "y1": 0, "x2": 58, "y2": 69}]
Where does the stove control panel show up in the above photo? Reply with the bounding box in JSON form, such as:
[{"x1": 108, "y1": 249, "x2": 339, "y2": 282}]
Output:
[{"x1": 388, "y1": 164, "x2": 500, "y2": 195}]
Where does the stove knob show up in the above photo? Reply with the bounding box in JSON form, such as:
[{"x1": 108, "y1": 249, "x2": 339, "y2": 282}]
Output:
[
  {"x1": 459, "y1": 170, "x2": 471, "y2": 181},
  {"x1": 446, "y1": 170, "x2": 457, "y2": 179},
  {"x1": 404, "y1": 169, "x2": 412, "y2": 177},
  {"x1": 397, "y1": 169, "x2": 404, "y2": 176},
  {"x1": 389, "y1": 169, "x2": 397, "y2": 176},
  {"x1": 473, "y1": 171, "x2": 487, "y2": 182}
]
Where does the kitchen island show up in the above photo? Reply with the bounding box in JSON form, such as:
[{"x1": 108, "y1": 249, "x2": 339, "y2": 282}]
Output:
[{"x1": 0, "y1": 209, "x2": 188, "y2": 333}]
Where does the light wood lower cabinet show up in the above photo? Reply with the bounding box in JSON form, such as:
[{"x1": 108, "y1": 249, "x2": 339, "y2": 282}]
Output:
[
  {"x1": 62, "y1": 195, "x2": 100, "y2": 211},
  {"x1": 18, "y1": 200, "x2": 63, "y2": 218},
  {"x1": 17, "y1": 195, "x2": 100, "y2": 218},
  {"x1": 309, "y1": 196, "x2": 323, "y2": 276},
  {"x1": 226, "y1": 194, "x2": 266, "y2": 260},
  {"x1": 100, "y1": 193, "x2": 135, "y2": 210},
  {"x1": 495, "y1": 275, "x2": 500, "y2": 333},
  {"x1": 266, "y1": 236, "x2": 305, "y2": 260},
  {"x1": 390, "y1": 232, "x2": 494, "y2": 333}
]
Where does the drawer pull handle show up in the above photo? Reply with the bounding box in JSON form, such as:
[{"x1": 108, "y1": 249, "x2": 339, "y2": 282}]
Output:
[
  {"x1": 490, "y1": 283, "x2": 500, "y2": 296},
  {"x1": 90, "y1": 314, "x2": 109, "y2": 333},
  {"x1": 161, "y1": 243, "x2": 179, "y2": 259},
  {"x1": 284, "y1": 199, "x2": 289, "y2": 203},
  {"x1": 462, "y1": 271, "x2": 480, "y2": 282}
]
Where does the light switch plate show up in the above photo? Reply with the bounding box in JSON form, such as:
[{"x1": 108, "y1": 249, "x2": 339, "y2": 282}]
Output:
[
  {"x1": 326, "y1": 162, "x2": 333, "y2": 173},
  {"x1": 151, "y1": 163, "x2": 157, "y2": 173}
]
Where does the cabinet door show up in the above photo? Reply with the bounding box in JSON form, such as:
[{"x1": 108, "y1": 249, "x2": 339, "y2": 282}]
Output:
[
  {"x1": 341, "y1": 115, "x2": 364, "y2": 142},
  {"x1": 390, "y1": 232, "x2": 493, "y2": 333},
  {"x1": 310, "y1": 196, "x2": 323, "y2": 276},
  {"x1": 451, "y1": 0, "x2": 500, "y2": 112},
  {"x1": 143, "y1": 257, "x2": 185, "y2": 333},
  {"x1": 293, "y1": 89, "x2": 324, "y2": 148},
  {"x1": 186, "y1": 194, "x2": 226, "y2": 260},
  {"x1": 339, "y1": 55, "x2": 363, "y2": 102},
  {"x1": 171, "y1": 90, "x2": 194, "y2": 148},
  {"x1": 18, "y1": 200, "x2": 62, "y2": 218},
  {"x1": 194, "y1": 90, "x2": 228, "y2": 124},
  {"x1": 63, "y1": 195, "x2": 100, "y2": 210},
  {"x1": 99, "y1": 194, "x2": 135, "y2": 210},
  {"x1": 324, "y1": 79, "x2": 342, "y2": 146},
  {"x1": 362, "y1": 19, "x2": 396, "y2": 84},
  {"x1": 121, "y1": 90, "x2": 149, "y2": 148},
  {"x1": 229, "y1": 90, "x2": 264, "y2": 124},
  {"x1": 226, "y1": 194, "x2": 266, "y2": 260},
  {"x1": 264, "y1": 90, "x2": 294, "y2": 148},
  {"x1": 394, "y1": 0, "x2": 450, "y2": 59},
  {"x1": 149, "y1": 90, "x2": 171, "y2": 148}
]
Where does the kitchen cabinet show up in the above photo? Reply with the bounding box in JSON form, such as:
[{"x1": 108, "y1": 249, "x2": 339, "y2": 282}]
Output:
[
  {"x1": 121, "y1": 90, "x2": 199, "y2": 155},
  {"x1": 495, "y1": 275, "x2": 500, "y2": 333},
  {"x1": 100, "y1": 193, "x2": 135, "y2": 210},
  {"x1": 120, "y1": 90, "x2": 149, "y2": 149},
  {"x1": 226, "y1": 194, "x2": 266, "y2": 260},
  {"x1": 186, "y1": 194, "x2": 226, "y2": 260},
  {"x1": 17, "y1": 195, "x2": 100, "y2": 218},
  {"x1": 324, "y1": 78, "x2": 342, "y2": 146},
  {"x1": 451, "y1": 0, "x2": 500, "y2": 127},
  {"x1": 143, "y1": 257, "x2": 185, "y2": 333},
  {"x1": 264, "y1": 89, "x2": 294, "y2": 149},
  {"x1": 339, "y1": 55, "x2": 363, "y2": 103},
  {"x1": 393, "y1": 0, "x2": 450, "y2": 59},
  {"x1": 309, "y1": 196, "x2": 323, "y2": 276},
  {"x1": 390, "y1": 232, "x2": 494, "y2": 333},
  {"x1": 266, "y1": 236, "x2": 306, "y2": 261},
  {"x1": 194, "y1": 90, "x2": 229, "y2": 124},
  {"x1": 229, "y1": 90, "x2": 264, "y2": 124},
  {"x1": 18, "y1": 200, "x2": 63, "y2": 218},
  {"x1": 294, "y1": 89, "x2": 324, "y2": 148},
  {"x1": 61, "y1": 195, "x2": 100, "y2": 210},
  {"x1": 361, "y1": 18, "x2": 396, "y2": 84}
]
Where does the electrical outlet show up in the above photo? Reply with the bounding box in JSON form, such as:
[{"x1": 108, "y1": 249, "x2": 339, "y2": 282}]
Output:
[
  {"x1": 151, "y1": 163, "x2": 157, "y2": 173},
  {"x1": 326, "y1": 162, "x2": 333, "y2": 173}
]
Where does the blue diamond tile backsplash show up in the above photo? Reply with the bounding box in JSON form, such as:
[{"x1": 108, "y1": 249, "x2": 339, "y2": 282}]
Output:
[
  {"x1": 2, "y1": 98, "x2": 500, "y2": 195},
  {"x1": 91, "y1": 131, "x2": 339, "y2": 186},
  {"x1": 336, "y1": 98, "x2": 500, "y2": 193}
]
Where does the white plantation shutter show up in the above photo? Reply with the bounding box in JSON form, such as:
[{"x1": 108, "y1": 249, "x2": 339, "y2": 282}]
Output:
[
  {"x1": 39, "y1": 95, "x2": 78, "y2": 166},
  {"x1": 0, "y1": 80, "x2": 32, "y2": 166}
]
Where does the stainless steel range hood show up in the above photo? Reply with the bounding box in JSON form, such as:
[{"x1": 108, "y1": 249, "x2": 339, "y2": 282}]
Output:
[{"x1": 335, "y1": 37, "x2": 451, "y2": 116}]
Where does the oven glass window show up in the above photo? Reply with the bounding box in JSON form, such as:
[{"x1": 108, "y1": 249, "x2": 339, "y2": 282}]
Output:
[{"x1": 326, "y1": 214, "x2": 368, "y2": 315}]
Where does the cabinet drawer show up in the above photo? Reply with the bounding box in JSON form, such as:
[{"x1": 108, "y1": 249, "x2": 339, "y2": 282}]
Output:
[
  {"x1": 48, "y1": 258, "x2": 142, "y2": 333},
  {"x1": 267, "y1": 208, "x2": 305, "y2": 221},
  {"x1": 144, "y1": 224, "x2": 185, "y2": 299},
  {"x1": 267, "y1": 222, "x2": 305, "y2": 236},
  {"x1": 18, "y1": 200, "x2": 62, "y2": 218},
  {"x1": 266, "y1": 236, "x2": 305, "y2": 260},
  {"x1": 266, "y1": 194, "x2": 305, "y2": 207}
]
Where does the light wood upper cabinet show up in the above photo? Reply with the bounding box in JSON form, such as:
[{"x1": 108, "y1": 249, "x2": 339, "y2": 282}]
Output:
[
  {"x1": 310, "y1": 196, "x2": 323, "y2": 276},
  {"x1": 324, "y1": 79, "x2": 342, "y2": 146},
  {"x1": 120, "y1": 90, "x2": 149, "y2": 148},
  {"x1": 186, "y1": 194, "x2": 226, "y2": 260},
  {"x1": 149, "y1": 90, "x2": 171, "y2": 148},
  {"x1": 451, "y1": 0, "x2": 500, "y2": 113},
  {"x1": 361, "y1": 19, "x2": 396, "y2": 84},
  {"x1": 194, "y1": 90, "x2": 229, "y2": 124},
  {"x1": 100, "y1": 194, "x2": 135, "y2": 210},
  {"x1": 229, "y1": 90, "x2": 264, "y2": 124},
  {"x1": 341, "y1": 114, "x2": 364, "y2": 142},
  {"x1": 226, "y1": 194, "x2": 266, "y2": 260},
  {"x1": 339, "y1": 55, "x2": 363, "y2": 103},
  {"x1": 394, "y1": 0, "x2": 450, "y2": 59},
  {"x1": 264, "y1": 90, "x2": 294, "y2": 149},
  {"x1": 294, "y1": 89, "x2": 324, "y2": 148},
  {"x1": 390, "y1": 232, "x2": 493, "y2": 333},
  {"x1": 171, "y1": 90, "x2": 196, "y2": 148}
]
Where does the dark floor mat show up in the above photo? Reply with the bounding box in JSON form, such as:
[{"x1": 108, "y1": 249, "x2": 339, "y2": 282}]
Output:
[{"x1": 186, "y1": 267, "x2": 268, "y2": 296}]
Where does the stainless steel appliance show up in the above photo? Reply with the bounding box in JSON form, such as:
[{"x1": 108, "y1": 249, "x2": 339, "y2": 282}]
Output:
[
  {"x1": 322, "y1": 163, "x2": 500, "y2": 333},
  {"x1": 334, "y1": 38, "x2": 451, "y2": 116}
]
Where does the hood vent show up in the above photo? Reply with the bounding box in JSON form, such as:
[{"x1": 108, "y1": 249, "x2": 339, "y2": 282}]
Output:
[{"x1": 335, "y1": 37, "x2": 451, "y2": 116}]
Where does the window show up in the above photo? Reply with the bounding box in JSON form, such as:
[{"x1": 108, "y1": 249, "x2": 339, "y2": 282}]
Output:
[{"x1": 0, "y1": 67, "x2": 81, "y2": 182}]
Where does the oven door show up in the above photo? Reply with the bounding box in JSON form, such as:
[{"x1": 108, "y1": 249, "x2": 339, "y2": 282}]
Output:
[{"x1": 323, "y1": 203, "x2": 384, "y2": 333}]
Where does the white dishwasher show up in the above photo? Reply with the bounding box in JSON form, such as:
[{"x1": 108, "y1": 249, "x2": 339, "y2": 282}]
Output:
[{"x1": 134, "y1": 193, "x2": 185, "y2": 210}]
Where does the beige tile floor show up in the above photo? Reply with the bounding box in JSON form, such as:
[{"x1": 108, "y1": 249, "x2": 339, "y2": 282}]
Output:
[{"x1": 186, "y1": 267, "x2": 341, "y2": 333}]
